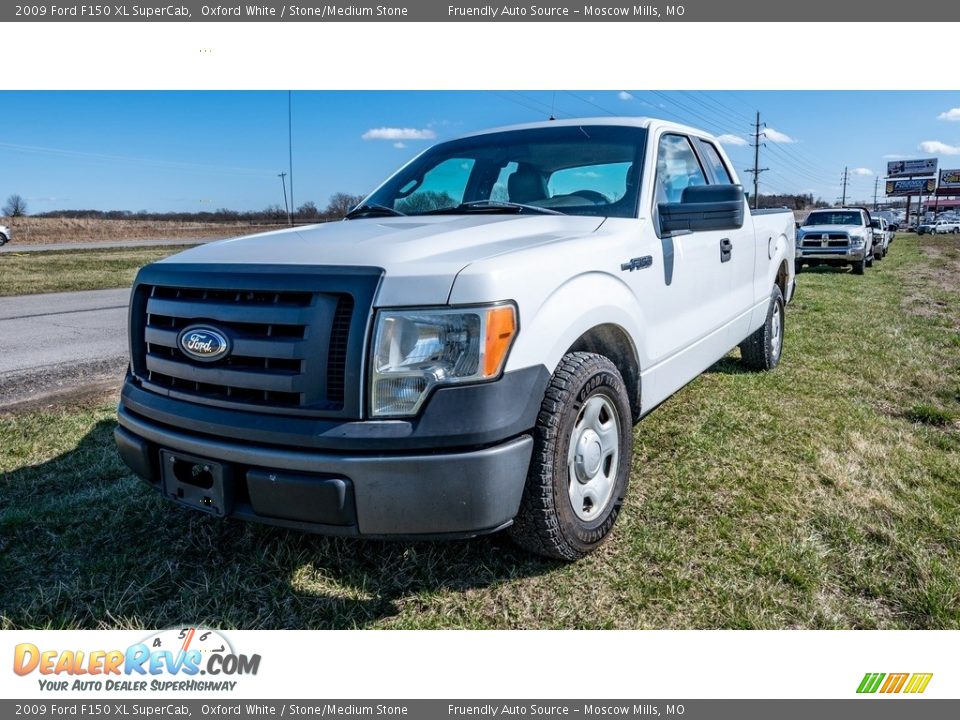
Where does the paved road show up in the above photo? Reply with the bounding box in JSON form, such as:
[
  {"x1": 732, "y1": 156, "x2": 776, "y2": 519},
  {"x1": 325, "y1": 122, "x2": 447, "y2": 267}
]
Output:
[
  {"x1": 0, "y1": 288, "x2": 131, "y2": 406},
  {"x1": 0, "y1": 237, "x2": 214, "y2": 253}
]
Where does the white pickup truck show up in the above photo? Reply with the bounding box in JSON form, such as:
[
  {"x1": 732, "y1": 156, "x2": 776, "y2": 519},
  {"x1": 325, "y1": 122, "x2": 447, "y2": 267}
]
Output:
[
  {"x1": 0, "y1": 224, "x2": 10, "y2": 246},
  {"x1": 115, "y1": 118, "x2": 796, "y2": 559},
  {"x1": 796, "y1": 207, "x2": 875, "y2": 275}
]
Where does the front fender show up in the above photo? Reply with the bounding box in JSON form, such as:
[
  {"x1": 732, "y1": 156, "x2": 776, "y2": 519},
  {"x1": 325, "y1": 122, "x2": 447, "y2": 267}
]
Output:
[{"x1": 504, "y1": 271, "x2": 648, "y2": 378}]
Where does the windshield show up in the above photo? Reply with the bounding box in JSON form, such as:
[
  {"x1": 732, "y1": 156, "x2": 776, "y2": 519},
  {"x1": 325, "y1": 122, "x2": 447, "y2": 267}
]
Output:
[
  {"x1": 804, "y1": 211, "x2": 863, "y2": 226},
  {"x1": 360, "y1": 125, "x2": 647, "y2": 219}
]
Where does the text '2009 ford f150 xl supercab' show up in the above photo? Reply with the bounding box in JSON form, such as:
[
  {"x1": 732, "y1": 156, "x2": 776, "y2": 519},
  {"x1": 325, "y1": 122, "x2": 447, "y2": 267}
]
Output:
[{"x1": 115, "y1": 118, "x2": 796, "y2": 559}]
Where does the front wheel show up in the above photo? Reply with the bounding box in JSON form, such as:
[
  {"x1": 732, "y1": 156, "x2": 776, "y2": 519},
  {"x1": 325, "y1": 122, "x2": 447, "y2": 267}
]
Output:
[
  {"x1": 739, "y1": 285, "x2": 785, "y2": 371},
  {"x1": 509, "y1": 352, "x2": 633, "y2": 560},
  {"x1": 0, "y1": 235, "x2": 7, "y2": 247},
  {"x1": 852, "y1": 258, "x2": 865, "y2": 275}
]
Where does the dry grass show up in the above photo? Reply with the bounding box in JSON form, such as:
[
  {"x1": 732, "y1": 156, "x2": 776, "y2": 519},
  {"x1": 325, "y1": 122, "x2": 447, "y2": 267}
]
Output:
[
  {"x1": 0, "y1": 245, "x2": 193, "y2": 296},
  {"x1": 1, "y1": 217, "x2": 278, "y2": 246}
]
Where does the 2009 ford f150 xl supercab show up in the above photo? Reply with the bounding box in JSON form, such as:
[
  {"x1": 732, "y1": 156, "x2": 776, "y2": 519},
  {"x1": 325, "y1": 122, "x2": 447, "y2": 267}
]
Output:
[{"x1": 116, "y1": 118, "x2": 796, "y2": 559}]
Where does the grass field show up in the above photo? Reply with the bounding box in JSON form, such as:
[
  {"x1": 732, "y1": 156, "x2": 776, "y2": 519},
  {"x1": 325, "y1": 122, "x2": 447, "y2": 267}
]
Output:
[
  {"x1": 1, "y1": 217, "x2": 277, "y2": 246},
  {"x1": 1, "y1": 234, "x2": 958, "y2": 629},
  {"x1": 0, "y1": 245, "x2": 190, "y2": 296}
]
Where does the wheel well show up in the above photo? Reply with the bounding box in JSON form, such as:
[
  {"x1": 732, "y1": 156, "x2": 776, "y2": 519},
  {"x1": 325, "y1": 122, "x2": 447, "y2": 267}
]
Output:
[
  {"x1": 568, "y1": 324, "x2": 641, "y2": 421},
  {"x1": 776, "y1": 259, "x2": 789, "y2": 297}
]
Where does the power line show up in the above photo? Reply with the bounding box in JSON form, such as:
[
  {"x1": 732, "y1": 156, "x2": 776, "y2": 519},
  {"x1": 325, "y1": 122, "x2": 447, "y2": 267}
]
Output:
[
  {"x1": 278, "y1": 172, "x2": 290, "y2": 225},
  {"x1": 743, "y1": 111, "x2": 769, "y2": 210},
  {"x1": 564, "y1": 91, "x2": 618, "y2": 116},
  {"x1": 288, "y1": 91, "x2": 294, "y2": 223}
]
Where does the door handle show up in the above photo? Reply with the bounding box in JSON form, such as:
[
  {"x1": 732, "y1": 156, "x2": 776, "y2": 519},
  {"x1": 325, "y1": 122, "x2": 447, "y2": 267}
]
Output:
[{"x1": 720, "y1": 238, "x2": 733, "y2": 263}]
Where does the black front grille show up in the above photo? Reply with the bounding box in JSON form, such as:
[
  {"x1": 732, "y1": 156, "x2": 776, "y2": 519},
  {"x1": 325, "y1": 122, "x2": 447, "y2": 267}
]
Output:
[{"x1": 129, "y1": 265, "x2": 382, "y2": 419}]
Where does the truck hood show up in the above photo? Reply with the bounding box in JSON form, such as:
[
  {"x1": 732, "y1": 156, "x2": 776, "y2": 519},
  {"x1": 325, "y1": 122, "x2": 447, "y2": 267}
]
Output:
[
  {"x1": 159, "y1": 214, "x2": 605, "y2": 306},
  {"x1": 798, "y1": 224, "x2": 865, "y2": 235}
]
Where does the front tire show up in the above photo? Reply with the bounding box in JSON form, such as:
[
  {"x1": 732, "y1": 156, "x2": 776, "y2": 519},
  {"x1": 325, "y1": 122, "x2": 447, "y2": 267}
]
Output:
[
  {"x1": 852, "y1": 258, "x2": 865, "y2": 275},
  {"x1": 509, "y1": 352, "x2": 633, "y2": 560},
  {"x1": 739, "y1": 285, "x2": 785, "y2": 371},
  {"x1": 0, "y1": 234, "x2": 7, "y2": 247}
]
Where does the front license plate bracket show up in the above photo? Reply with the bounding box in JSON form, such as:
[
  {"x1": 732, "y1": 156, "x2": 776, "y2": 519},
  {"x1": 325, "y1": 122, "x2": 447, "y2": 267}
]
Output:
[{"x1": 159, "y1": 450, "x2": 234, "y2": 518}]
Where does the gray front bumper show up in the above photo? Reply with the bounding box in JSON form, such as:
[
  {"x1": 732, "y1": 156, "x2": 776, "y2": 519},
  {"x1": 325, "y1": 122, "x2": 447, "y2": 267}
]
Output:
[
  {"x1": 797, "y1": 246, "x2": 866, "y2": 262},
  {"x1": 116, "y1": 407, "x2": 533, "y2": 539}
]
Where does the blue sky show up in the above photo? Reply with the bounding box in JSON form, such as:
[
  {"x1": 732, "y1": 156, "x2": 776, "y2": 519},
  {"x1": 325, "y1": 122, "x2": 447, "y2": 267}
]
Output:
[{"x1": 2, "y1": 90, "x2": 960, "y2": 213}]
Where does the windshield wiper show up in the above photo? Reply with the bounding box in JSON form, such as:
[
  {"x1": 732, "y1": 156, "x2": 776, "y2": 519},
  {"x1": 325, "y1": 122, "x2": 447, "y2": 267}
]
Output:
[
  {"x1": 422, "y1": 200, "x2": 563, "y2": 216},
  {"x1": 345, "y1": 203, "x2": 406, "y2": 219}
]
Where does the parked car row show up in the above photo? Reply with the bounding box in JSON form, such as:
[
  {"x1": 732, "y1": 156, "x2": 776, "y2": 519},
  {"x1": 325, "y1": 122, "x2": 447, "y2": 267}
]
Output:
[{"x1": 917, "y1": 219, "x2": 960, "y2": 235}]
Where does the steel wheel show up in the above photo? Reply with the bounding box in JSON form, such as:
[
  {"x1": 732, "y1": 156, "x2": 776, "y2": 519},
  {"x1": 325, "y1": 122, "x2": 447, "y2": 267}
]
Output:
[
  {"x1": 567, "y1": 394, "x2": 620, "y2": 522},
  {"x1": 770, "y1": 297, "x2": 783, "y2": 361}
]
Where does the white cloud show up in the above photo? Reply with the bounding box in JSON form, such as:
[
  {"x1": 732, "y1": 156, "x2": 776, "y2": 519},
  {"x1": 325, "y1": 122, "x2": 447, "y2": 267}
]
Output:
[
  {"x1": 618, "y1": 91, "x2": 634, "y2": 101},
  {"x1": 393, "y1": 142, "x2": 406, "y2": 149},
  {"x1": 716, "y1": 134, "x2": 748, "y2": 147},
  {"x1": 763, "y1": 127, "x2": 796, "y2": 144},
  {"x1": 937, "y1": 107, "x2": 960, "y2": 122},
  {"x1": 883, "y1": 153, "x2": 907, "y2": 159},
  {"x1": 362, "y1": 127, "x2": 436, "y2": 141},
  {"x1": 919, "y1": 140, "x2": 960, "y2": 155},
  {"x1": 851, "y1": 167, "x2": 873, "y2": 176}
]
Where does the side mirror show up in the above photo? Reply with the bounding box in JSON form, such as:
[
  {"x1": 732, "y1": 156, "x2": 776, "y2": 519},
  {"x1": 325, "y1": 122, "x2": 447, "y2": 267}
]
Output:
[{"x1": 658, "y1": 184, "x2": 745, "y2": 234}]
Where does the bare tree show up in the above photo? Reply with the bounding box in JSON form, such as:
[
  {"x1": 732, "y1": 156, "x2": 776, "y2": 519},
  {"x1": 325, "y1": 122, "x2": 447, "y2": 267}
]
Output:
[
  {"x1": 295, "y1": 201, "x2": 320, "y2": 220},
  {"x1": 326, "y1": 192, "x2": 365, "y2": 219},
  {"x1": 3, "y1": 194, "x2": 28, "y2": 217}
]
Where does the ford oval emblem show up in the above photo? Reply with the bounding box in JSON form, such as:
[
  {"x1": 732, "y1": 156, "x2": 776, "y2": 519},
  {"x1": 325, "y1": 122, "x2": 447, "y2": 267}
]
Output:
[{"x1": 178, "y1": 326, "x2": 230, "y2": 362}]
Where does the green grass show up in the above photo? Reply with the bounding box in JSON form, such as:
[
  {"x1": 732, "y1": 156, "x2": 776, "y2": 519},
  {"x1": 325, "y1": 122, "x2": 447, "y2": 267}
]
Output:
[
  {"x1": 1, "y1": 234, "x2": 959, "y2": 629},
  {"x1": 0, "y1": 246, "x2": 192, "y2": 296}
]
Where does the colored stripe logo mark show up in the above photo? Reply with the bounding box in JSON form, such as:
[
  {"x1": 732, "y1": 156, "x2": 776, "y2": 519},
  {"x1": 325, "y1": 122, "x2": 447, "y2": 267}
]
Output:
[{"x1": 857, "y1": 673, "x2": 933, "y2": 694}]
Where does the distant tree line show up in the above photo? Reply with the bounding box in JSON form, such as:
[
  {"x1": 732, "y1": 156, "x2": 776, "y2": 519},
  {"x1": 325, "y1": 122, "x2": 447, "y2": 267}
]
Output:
[
  {"x1": 750, "y1": 192, "x2": 829, "y2": 211},
  {"x1": 12, "y1": 192, "x2": 368, "y2": 223}
]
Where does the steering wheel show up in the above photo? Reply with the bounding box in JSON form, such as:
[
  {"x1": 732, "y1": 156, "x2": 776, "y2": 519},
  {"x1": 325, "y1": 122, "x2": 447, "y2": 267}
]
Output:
[{"x1": 568, "y1": 190, "x2": 609, "y2": 205}]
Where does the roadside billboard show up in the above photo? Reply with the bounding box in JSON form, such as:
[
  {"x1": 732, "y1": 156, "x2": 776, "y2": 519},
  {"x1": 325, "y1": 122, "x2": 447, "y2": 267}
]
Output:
[
  {"x1": 937, "y1": 168, "x2": 960, "y2": 193},
  {"x1": 886, "y1": 178, "x2": 936, "y2": 196},
  {"x1": 886, "y1": 158, "x2": 938, "y2": 178}
]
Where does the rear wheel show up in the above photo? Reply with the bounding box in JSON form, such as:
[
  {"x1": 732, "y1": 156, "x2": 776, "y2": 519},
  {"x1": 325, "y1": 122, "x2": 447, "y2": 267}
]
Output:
[
  {"x1": 509, "y1": 352, "x2": 633, "y2": 560},
  {"x1": 0, "y1": 234, "x2": 7, "y2": 247},
  {"x1": 740, "y1": 285, "x2": 785, "y2": 371}
]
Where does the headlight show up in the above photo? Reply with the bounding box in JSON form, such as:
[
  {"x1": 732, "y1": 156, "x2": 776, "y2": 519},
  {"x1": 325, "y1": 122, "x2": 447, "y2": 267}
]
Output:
[
  {"x1": 795, "y1": 233, "x2": 804, "y2": 246},
  {"x1": 369, "y1": 304, "x2": 517, "y2": 417},
  {"x1": 849, "y1": 234, "x2": 864, "y2": 246}
]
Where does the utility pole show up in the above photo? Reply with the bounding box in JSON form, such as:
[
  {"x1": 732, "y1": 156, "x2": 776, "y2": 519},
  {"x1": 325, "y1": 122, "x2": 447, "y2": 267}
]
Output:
[
  {"x1": 841, "y1": 167, "x2": 849, "y2": 206},
  {"x1": 744, "y1": 111, "x2": 768, "y2": 210},
  {"x1": 873, "y1": 176, "x2": 879, "y2": 210},
  {"x1": 278, "y1": 172, "x2": 290, "y2": 225},
  {"x1": 288, "y1": 91, "x2": 294, "y2": 226}
]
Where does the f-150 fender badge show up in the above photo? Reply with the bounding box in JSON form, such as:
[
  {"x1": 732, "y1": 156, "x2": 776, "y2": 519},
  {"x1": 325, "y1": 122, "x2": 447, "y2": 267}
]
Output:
[{"x1": 620, "y1": 256, "x2": 653, "y2": 272}]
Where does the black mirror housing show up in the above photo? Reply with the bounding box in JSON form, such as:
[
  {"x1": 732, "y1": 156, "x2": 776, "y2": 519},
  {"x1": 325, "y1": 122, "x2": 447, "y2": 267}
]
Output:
[{"x1": 658, "y1": 184, "x2": 745, "y2": 234}]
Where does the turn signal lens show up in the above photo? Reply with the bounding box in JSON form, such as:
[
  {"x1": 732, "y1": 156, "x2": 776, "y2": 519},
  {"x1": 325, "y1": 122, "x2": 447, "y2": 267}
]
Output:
[{"x1": 483, "y1": 305, "x2": 517, "y2": 377}]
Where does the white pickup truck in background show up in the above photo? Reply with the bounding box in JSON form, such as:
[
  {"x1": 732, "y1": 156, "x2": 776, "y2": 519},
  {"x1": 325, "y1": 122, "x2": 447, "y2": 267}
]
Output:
[
  {"x1": 796, "y1": 207, "x2": 876, "y2": 275},
  {"x1": 0, "y1": 224, "x2": 10, "y2": 246},
  {"x1": 115, "y1": 118, "x2": 796, "y2": 559}
]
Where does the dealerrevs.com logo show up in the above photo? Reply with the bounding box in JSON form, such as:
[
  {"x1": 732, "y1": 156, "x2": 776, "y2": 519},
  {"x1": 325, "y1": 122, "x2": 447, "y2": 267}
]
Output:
[{"x1": 13, "y1": 628, "x2": 261, "y2": 692}]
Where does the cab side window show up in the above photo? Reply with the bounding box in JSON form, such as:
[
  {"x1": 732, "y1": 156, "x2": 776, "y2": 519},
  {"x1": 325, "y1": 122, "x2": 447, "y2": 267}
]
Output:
[
  {"x1": 696, "y1": 139, "x2": 734, "y2": 185},
  {"x1": 655, "y1": 134, "x2": 709, "y2": 205}
]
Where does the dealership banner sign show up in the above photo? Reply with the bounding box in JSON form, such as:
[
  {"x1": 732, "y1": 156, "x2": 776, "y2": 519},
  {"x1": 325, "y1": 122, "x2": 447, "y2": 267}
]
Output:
[
  {"x1": 938, "y1": 169, "x2": 960, "y2": 191},
  {"x1": 886, "y1": 158, "x2": 938, "y2": 178},
  {"x1": 886, "y1": 178, "x2": 936, "y2": 196}
]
